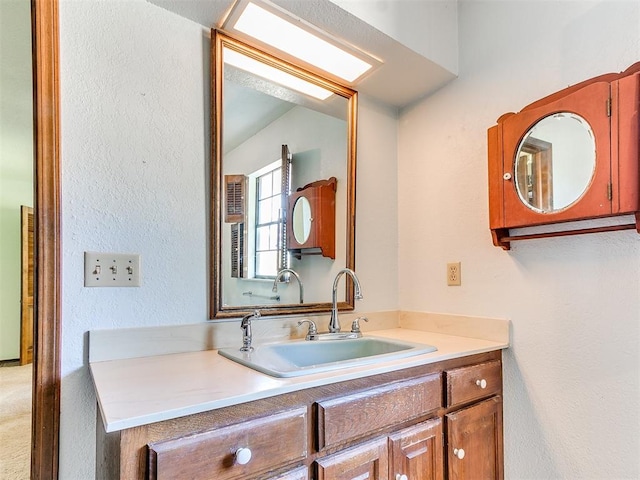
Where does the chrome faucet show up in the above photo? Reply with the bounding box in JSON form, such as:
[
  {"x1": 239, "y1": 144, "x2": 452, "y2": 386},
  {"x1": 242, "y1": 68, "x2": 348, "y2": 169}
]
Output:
[
  {"x1": 272, "y1": 268, "x2": 304, "y2": 304},
  {"x1": 240, "y1": 310, "x2": 260, "y2": 352},
  {"x1": 328, "y1": 268, "x2": 363, "y2": 333},
  {"x1": 298, "y1": 316, "x2": 369, "y2": 341}
]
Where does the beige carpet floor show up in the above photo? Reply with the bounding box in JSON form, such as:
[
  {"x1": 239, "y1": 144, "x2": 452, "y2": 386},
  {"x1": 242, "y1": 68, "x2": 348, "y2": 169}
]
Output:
[{"x1": 0, "y1": 364, "x2": 32, "y2": 480}]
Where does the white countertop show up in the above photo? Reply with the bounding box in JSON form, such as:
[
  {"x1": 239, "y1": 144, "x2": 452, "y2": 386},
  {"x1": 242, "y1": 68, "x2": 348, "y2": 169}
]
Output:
[{"x1": 90, "y1": 327, "x2": 508, "y2": 433}]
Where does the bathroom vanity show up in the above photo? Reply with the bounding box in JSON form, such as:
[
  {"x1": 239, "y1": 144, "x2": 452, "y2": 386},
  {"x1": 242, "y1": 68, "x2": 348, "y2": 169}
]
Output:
[{"x1": 92, "y1": 325, "x2": 507, "y2": 480}]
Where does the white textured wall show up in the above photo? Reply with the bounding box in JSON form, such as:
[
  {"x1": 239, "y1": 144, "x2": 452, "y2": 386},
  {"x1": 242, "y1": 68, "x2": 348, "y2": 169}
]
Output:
[
  {"x1": 60, "y1": 1, "x2": 209, "y2": 476},
  {"x1": 398, "y1": 1, "x2": 640, "y2": 479},
  {"x1": 58, "y1": 0, "x2": 398, "y2": 477},
  {"x1": 0, "y1": 0, "x2": 33, "y2": 360},
  {"x1": 331, "y1": 0, "x2": 459, "y2": 74}
]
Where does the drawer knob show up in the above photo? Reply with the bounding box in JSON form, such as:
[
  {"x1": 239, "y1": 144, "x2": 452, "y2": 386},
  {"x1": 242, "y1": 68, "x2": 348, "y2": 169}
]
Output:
[
  {"x1": 235, "y1": 447, "x2": 252, "y2": 465},
  {"x1": 476, "y1": 378, "x2": 487, "y2": 389},
  {"x1": 396, "y1": 475, "x2": 408, "y2": 480},
  {"x1": 453, "y1": 447, "x2": 466, "y2": 460}
]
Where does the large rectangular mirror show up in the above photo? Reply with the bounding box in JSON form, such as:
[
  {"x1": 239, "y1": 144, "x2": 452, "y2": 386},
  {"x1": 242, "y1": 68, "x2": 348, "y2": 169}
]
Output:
[{"x1": 211, "y1": 30, "x2": 357, "y2": 319}]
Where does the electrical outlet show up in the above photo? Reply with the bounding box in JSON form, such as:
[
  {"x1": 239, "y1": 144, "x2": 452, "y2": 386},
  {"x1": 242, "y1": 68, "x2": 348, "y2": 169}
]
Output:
[
  {"x1": 447, "y1": 262, "x2": 461, "y2": 286},
  {"x1": 84, "y1": 252, "x2": 141, "y2": 287}
]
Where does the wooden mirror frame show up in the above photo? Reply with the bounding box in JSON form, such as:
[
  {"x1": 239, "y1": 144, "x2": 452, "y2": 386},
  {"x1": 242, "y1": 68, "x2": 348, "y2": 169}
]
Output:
[
  {"x1": 210, "y1": 30, "x2": 358, "y2": 319},
  {"x1": 31, "y1": 0, "x2": 61, "y2": 478}
]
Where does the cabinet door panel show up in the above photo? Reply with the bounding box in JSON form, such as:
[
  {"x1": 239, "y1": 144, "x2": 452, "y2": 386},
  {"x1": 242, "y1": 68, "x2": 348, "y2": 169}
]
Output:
[
  {"x1": 446, "y1": 396, "x2": 503, "y2": 480},
  {"x1": 316, "y1": 437, "x2": 389, "y2": 480},
  {"x1": 389, "y1": 418, "x2": 443, "y2": 480},
  {"x1": 269, "y1": 466, "x2": 309, "y2": 480}
]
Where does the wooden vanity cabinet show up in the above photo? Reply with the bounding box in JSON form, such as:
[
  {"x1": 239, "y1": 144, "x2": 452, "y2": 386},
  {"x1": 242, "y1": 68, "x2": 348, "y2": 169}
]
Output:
[{"x1": 95, "y1": 351, "x2": 503, "y2": 480}]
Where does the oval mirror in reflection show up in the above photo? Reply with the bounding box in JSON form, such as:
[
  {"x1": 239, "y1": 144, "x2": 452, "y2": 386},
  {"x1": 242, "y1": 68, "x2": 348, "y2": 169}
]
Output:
[
  {"x1": 292, "y1": 196, "x2": 312, "y2": 244},
  {"x1": 515, "y1": 112, "x2": 596, "y2": 213}
]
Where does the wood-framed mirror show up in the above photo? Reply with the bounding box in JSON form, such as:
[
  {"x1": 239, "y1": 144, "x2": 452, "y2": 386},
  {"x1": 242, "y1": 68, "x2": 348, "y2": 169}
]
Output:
[{"x1": 210, "y1": 30, "x2": 358, "y2": 319}]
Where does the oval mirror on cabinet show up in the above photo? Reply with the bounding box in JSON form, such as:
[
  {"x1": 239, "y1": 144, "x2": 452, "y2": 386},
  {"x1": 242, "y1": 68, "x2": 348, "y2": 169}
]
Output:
[
  {"x1": 514, "y1": 112, "x2": 596, "y2": 213},
  {"x1": 488, "y1": 62, "x2": 640, "y2": 250},
  {"x1": 292, "y1": 197, "x2": 312, "y2": 244}
]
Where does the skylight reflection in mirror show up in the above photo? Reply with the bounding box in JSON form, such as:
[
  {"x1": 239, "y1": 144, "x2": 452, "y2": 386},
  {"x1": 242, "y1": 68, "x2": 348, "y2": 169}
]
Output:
[{"x1": 224, "y1": 48, "x2": 333, "y2": 100}]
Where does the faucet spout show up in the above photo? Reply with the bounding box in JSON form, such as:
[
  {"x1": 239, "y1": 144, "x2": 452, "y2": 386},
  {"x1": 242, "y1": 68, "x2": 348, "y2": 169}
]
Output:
[
  {"x1": 272, "y1": 268, "x2": 304, "y2": 304},
  {"x1": 328, "y1": 268, "x2": 363, "y2": 333},
  {"x1": 240, "y1": 310, "x2": 260, "y2": 352}
]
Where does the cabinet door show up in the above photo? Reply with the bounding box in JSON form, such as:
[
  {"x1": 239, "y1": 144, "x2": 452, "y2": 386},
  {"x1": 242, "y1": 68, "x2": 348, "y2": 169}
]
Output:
[
  {"x1": 316, "y1": 437, "x2": 389, "y2": 480},
  {"x1": 269, "y1": 466, "x2": 309, "y2": 480},
  {"x1": 446, "y1": 396, "x2": 503, "y2": 480},
  {"x1": 389, "y1": 418, "x2": 444, "y2": 480}
]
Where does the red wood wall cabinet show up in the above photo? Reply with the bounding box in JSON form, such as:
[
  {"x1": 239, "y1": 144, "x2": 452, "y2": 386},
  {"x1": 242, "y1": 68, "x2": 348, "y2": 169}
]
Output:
[
  {"x1": 287, "y1": 177, "x2": 337, "y2": 259},
  {"x1": 488, "y1": 62, "x2": 640, "y2": 250}
]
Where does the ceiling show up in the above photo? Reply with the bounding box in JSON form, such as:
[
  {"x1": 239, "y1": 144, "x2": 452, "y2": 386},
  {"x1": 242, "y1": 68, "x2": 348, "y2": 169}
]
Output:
[{"x1": 146, "y1": 0, "x2": 457, "y2": 110}]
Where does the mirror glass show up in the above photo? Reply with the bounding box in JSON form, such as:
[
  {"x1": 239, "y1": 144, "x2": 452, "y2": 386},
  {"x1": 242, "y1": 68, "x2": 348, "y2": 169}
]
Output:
[
  {"x1": 292, "y1": 197, "x2": 312, "y2": 244},
  {"x1": 515, "y1": 112, "x2": 596, "y2": 213},
  {"x1": 212, "y1": 31, "x2": 357, "y2": 319}
]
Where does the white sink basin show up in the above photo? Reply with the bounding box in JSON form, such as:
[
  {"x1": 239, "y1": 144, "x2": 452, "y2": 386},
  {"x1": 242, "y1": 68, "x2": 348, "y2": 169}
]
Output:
[{"x1": 218, "y1": 336, "x2": 437, "y2": 378}]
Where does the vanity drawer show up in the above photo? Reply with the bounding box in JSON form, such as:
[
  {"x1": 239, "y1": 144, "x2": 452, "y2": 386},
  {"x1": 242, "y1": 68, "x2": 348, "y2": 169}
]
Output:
[
  {"x1": 147, "y1": 407, "x2": 307, "y2": 480},
  {"x1": 316, "y1": 374, "x2": 441, "y2": 449},
  {"x1": 445, "y1": 360, "x2": 501, "y2": 408}
]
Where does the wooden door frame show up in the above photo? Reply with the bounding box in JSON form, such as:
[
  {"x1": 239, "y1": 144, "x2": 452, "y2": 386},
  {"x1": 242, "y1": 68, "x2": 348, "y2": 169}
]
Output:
[
  {"x1": 31, "y1": 0, "x2": 61, "y2": 478},
  {"x1": 20, "y1": 205, "x2": 34, "y2": 366}
]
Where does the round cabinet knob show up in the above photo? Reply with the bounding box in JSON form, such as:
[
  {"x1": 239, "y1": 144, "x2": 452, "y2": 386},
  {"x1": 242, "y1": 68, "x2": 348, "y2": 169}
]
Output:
[
  {"x1": 235, "y1": 447, "x2": 252, "y2": 465},
  {"x1": 476, "y1": 379, "x2": 487, "y2": 389},
  {"x1": 396, "y1": 474, "x2": 408, "y2": 480},
  {"x1": 503, "y1": 172, "x2": 512, "y2": 180},
  {"x1": 453, "y1": 448, "x2": 466, "y2": 460}
]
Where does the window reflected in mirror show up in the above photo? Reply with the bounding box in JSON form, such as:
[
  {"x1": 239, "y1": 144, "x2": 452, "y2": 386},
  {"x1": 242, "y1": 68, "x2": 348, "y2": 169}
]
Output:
[{"x1": 253, "y1": 159, "x2": 285, "y2": 278}]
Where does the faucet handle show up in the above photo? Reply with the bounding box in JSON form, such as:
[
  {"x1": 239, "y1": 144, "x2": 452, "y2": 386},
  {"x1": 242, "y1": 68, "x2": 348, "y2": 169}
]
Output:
[
  {"x1": 297, "y1": 319, "x2": 318, "y2": 338},
  {"x1": 350, "y1": 316, "x2": 369, "y2": 334}
]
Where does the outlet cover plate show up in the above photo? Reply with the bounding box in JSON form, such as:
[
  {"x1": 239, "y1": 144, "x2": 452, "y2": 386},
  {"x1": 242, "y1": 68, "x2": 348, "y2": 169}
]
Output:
[
  {"x1": 447, "y1": 262, "x2": 461, "y2": 286},
  {"x1": 84, "y1": 252, "x2": 141, "y2": 287}
]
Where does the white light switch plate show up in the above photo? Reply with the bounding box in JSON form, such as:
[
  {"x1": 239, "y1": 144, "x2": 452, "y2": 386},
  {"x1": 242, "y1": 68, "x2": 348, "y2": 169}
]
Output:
[{"x1": 84, "y1": 252, "x2": 141, "y2": 287}]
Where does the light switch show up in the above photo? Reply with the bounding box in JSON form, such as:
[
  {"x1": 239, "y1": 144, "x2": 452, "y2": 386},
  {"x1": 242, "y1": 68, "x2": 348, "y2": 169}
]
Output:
[{"x1": 84, "y1": 252, "x2": 141, "y2": 287}]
